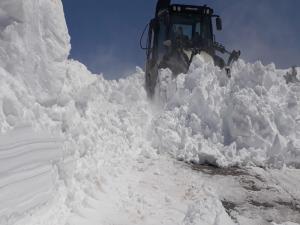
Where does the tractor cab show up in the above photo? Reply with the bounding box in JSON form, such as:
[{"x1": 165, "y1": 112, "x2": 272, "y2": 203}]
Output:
[{"x1": 142, "y1": 0, "x2": 240, "y2": 97}]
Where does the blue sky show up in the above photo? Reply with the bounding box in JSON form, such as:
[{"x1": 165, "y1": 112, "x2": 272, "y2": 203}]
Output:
[{"x1": 63, "y1": 0, "x2": 300, "y2": 79}]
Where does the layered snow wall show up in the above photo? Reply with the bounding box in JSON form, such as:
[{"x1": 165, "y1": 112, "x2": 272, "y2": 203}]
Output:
[
  {"x1": 0, "y1": 0, "x2": 299, "y2": 224},
  {"x1": 0, "y1": 0, "x2": 69, "y2": 223},
  {"x1": 0, "y1": 127, "x2": 62, "y2": 222}
]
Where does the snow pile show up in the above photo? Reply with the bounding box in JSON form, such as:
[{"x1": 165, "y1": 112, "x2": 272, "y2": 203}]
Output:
[
  {"x1": 151, "y1": 55, "x2": 300, "y2": 168},
  {"x1": 0, "y1": 1, "x2": 157, "y2": 223}
]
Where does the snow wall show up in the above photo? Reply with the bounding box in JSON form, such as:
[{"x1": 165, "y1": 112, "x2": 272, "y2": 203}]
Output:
[
  {"x1": 0, "y1": 0, "x2": 68, "y2": 223},
  {"x1": 0, "y1": 0, "x2": 299, "y2": 224}
]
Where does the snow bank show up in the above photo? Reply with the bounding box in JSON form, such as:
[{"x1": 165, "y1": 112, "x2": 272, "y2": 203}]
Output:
[
  {"x1": 151, "y1": 55, "x2": 300, "y2": 168},
  {"x1": 0, "y1": 0, "x2": 69, "y2": 223},
  {"x1": 0, "y1": 1, "x2": 152, "y2": 223}
]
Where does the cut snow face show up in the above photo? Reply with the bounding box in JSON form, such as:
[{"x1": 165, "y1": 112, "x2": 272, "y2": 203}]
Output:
[
  {"x1": 0, "y1": 127, "x2": 62, "y2": 224},
  {"x1": 151, "y1": 55, "x2": 300, "y2": 168}
]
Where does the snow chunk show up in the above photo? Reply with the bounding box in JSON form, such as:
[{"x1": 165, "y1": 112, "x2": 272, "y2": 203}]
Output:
[{"x1": 183, "y1": 186, "x2": 235, "y2": 225}]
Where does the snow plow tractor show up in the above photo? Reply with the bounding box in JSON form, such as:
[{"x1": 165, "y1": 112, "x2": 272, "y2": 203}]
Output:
[{"x1": 141, "y1": 0, "x2": 241, "y2": 97}]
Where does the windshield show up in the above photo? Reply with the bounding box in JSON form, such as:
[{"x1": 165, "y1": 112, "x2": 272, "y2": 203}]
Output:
[
  {"x1": 170, "y1": 15, "x2": 212, "y2": 44},
  {"x1": 173, "y1": 24, "x2": 193, "y2": 40}
]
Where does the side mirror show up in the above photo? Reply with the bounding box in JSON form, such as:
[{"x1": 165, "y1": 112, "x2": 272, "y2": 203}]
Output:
[
  {"x1": 163, "y1": 40, "x2": 172, "y2": 47},
  {"x1": 216, "y1": 17, "x2": 222, "y2": 31}
]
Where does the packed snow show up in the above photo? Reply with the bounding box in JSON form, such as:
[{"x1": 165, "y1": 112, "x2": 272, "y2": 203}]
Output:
[
  {"x1": 0, "y1": 0, "x2": 299, "y2": 225},
  {"x1": 0, "y1": 127, "x2": 62, "y2": 223}
]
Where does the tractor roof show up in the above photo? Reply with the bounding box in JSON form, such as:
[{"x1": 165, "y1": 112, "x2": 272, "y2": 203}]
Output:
[
  {"x1": 157, "y1": 4, "x2": 214, "y2": 16},
  {"x1": 168, "y1": 4, "x2": 214, "y2": 16},
  {"x1": 155, "y1": 1, "x2": 215, "y2": 18}
]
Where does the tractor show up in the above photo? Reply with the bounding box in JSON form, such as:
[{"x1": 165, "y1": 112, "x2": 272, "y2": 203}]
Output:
[{"x1": 141, "y1": 0, "x2": 241, "y2": 97}]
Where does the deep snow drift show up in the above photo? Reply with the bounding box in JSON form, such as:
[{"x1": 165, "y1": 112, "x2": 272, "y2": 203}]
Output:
[{"x1": 0, "y1": 0, "x2": 299, "y2": 225}]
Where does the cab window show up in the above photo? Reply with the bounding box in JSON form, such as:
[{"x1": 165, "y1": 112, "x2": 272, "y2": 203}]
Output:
[{"x1": 172, "y1": 24, "x2": 193, "y2": 40}]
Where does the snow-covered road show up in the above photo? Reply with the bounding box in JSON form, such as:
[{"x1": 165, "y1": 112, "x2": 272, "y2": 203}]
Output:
[
  {"x1": 68, "y1": 156, "x2": 233, "y2": 225},
  {"x1": 68, "y1": 157, "x2": 300, "y2": 225}
]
